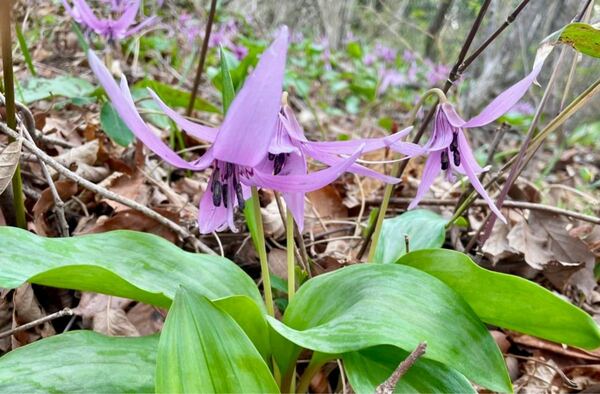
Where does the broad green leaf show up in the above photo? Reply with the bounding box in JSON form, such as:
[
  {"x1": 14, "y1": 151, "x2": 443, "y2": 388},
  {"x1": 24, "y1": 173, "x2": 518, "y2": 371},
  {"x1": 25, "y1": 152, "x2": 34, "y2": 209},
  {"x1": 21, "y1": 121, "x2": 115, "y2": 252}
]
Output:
[
  {"x1": 397, "y1": 249, "x2": 600, "y2": 349},
  {"x1": 219, "y1": 45, "x2": 236, "y2": 112},
  {"x1": 20, "y1": 75, "x2": 95, "y2": 103},
  {"x1": 373, "y1": 209, "x2": 446, "y2": 264},
  {"x1": 0, "y1": 331, "x2": 157, "y2": 393},
  {"x1": 214, "y1": 295, "x2": 272, "y2": 361},
  {"x1": 0, "y1": 227, "x2": 263, "y2": 310},
  {"x1": 156, "y1": 287, "x2": 279, "y2": 393},
  {"x1": 133, "y1": 79, "x2": 220, "y2": 113},
  {"x1": 100, "y1": 101, "x2": 135, "y2": 146},
  {"x1": 558, "y1": 22, "x2": 600, "y2": 58},
  {"x1": 343, "y1": 345, "x2": 475, "y2": 394},
  {"x1": 267, "y1": 264, "x2": 511, "y2": 393}
]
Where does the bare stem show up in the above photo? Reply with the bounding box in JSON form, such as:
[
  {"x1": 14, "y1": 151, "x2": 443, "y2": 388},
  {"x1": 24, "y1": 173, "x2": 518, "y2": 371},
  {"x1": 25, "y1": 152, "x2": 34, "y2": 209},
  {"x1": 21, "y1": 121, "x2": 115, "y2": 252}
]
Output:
[
  {"x1": 186, "y1": 0, "x2": 218, "y2": 116},
  {"x1": 1, "y1": 0, "x2": 26, "y2": 228},
  {"x1": 286, "y1": 208, "x2": 296, "y2": 300},
  {"x1": 251, "y1": 186, "x2": 275, "y2": 317}
]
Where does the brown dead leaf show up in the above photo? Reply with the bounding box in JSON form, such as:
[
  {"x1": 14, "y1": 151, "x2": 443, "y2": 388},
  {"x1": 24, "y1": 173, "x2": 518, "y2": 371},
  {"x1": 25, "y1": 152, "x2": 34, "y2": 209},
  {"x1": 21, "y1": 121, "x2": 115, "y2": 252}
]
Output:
[
  {"x1": 81, "y1": 208, "x2": 179, "y2": 242},
  {"x1": 511, "y1": 333, "x2": 600, "y2": 362},
  {"x1": 98, "y1": 172, "x2": 149, "y2": 212},
  {"x1": 32, "y1": 180, "x2": 77, "y2": 236},
  {"x1": 262, "y1": 198, "x2": 285, "y2": 238},
  {"x1": 0, "y1": 295, "x2": 12, "y2": 352},
  {"x1": 513, "y1": 356, "x2": 560, "y2": 393},
  {"x1": 73, "y1": 293, "x2": 139, "y2": 336},
  {"x1": 11, "y1": 284, "x2": 56, "y2": 348},
  {"x1": 126, "y1": 303, "x2": 164, "y2": 336},
  {"x1": 482, "y1": 221, "x2": 519, "y2": 264},
  {"x1": 268, "y1": 248, "x2": 288, "y2": 278},
  {"x1": 0, "y1": 139, "x2": 22, "y2": 195},
  {"x1": 306, "y1": 185, "x2": 348, "y2": 235},
  {"x1": 507, "y1": 211, "x2": 595, "y2": 296}
]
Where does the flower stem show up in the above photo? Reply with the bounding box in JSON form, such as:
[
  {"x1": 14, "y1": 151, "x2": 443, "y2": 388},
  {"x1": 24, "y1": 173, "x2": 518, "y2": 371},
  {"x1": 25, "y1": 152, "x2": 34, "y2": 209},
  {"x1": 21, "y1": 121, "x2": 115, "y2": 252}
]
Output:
[
  {"x1": 250, "y1": 186, "x2": 275, "y2": 317},
  {"x1": 286, "y1": 208, "x2": 296, "y2": 300},
  {"x1": 1, "y1": 0, "x2": 26, "y2": 229},
  {"x1": 296, "y1": 355, "x2": 326, "y2": 394},
  {"x1": 366, "y1": 89, "x2": 447, "y2": 262}
]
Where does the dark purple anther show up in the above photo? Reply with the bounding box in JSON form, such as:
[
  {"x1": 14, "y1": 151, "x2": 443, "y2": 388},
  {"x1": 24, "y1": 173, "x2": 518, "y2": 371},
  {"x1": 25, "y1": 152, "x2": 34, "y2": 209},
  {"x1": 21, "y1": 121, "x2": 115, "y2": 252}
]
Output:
[
  {"x1": 235, "y1": 181, "x2": 245, "y2": 210},
  {"x1": 450, "y1": 132, "x2": 458, "y2": 151},
  {"x1": 211, "y1": 168, "x2": 220, "y2": 191},
  {"x1": 273, "y1": 153, "x2": 286, "y2": 175},
  {"x1": 212, "y1": 179, "x2": 222, "y2": 206},
  {"x1": 453, "y1": 150, "x2": 461, "y2": 167},
  {"x1": 222, "y1": 184, "x2": 229, "y2": 208},
  {"x1": 441, "y1": 150, "x2": 449, "y2": 171},
  {"x1": 225, "y1": 162, "x2": 234, "y2": 179},
  {"x1": 268, "y1": 153, "x2": 275, "y2": 161}
]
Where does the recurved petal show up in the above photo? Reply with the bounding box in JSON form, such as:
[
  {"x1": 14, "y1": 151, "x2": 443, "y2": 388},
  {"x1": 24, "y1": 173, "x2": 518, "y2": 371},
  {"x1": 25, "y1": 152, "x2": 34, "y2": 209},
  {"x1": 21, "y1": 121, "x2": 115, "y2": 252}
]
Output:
[
  {"x1": 245, "y1": 144, "x2": 363, "y2": 193},
  {"x1": 87, "y1": 50, "x2": 208, "y2": 171},
  {"x1": 280, "y1": 106, "x2": 308, "y2": 142},
  {"x1": 111, "y1": 0, "x2": 140, "y2": 32},
  {"x1": 123, "y1": 15, "x2": 158, "y2": 38},
  {"x1": 73, "y1": 0, "x2": 105, "y2": 31},
  {"x1": 444, "y1": 45, "x2": 553, "y2": 129},
  {"x1": 212, "y1": 26, "x2": 289, "y2": 167},
  {"x1": 148, "y1": 88, "x2": 218, "y2": 143},
  {"x1": 457, "y1": 131, "x2": 507, "y2": 223},
  {"x1": 303, "y1": 126, "x2": 413, "y2": 154},
  {"x1": 408, "y1": 152, "x2": 442, "y2": 210}
]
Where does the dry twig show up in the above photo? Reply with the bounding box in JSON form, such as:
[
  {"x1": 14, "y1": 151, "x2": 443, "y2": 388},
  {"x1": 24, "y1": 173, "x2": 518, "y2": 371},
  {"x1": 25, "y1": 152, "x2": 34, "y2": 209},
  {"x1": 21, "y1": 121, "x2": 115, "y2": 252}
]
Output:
[{"x1": 376, "y1": 342, "x2": 427, "y2": 394}]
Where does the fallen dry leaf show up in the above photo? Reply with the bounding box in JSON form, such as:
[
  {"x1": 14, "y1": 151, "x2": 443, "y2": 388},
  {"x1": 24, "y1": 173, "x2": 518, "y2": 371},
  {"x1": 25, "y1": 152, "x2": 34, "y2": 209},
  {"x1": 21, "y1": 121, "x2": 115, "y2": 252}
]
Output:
[
  {"x1": 98, "y1": 171, "x2": 149, "y2": 212},
  {"x1": 126, "y1": 303, "x2": 164, "y2": 336},
  {"x1": 511, "y1": 333, "x2": 600, "y2": 362},
  {"x1": 0, "y1": 139, "x2": 22, "y2": 195},
  {"x1": 11, "y1": 284, "x2": 55, "y2": 348},
  {"x1": 32, "y1": 180, "x2": 77, "y2": 236},
  {"x1": 73, "y1": 293, "x2": 139, "y2": 337}
]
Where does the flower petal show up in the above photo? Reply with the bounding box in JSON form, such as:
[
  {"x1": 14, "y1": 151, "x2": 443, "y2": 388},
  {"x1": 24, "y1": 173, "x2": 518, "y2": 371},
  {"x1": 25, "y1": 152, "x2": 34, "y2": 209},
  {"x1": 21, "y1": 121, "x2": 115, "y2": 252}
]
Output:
[
  {"x1": 281, "y1": 152, "x2": 308, "y2": 231},
  {"x1": 88, "y1": 50, "x2": 209, "y2": 170},
  {"x1": 111, "y1": 0, "x2": 140, "y2": 33},
  {"x1": 269, "y1": 116, "x2": 301, "y2": 155},
  {"x1": 302, "y1": 144, "x2": 400, "y2": 184},
  {"x1": 456, "y1": 131, "x2": 506, "y2": 223},
  {"x1": 303, "y1": 126, "x2": 413, "y2": 154},
  {"x1": 123, "y1": 15, "x2": 158, "y2": 38},
  {"x1": 72, "y1": 0, "x2": 106, "y2": 32},
  {"x1": 245, "y1": 144, "x2": 363, "y2": 193},
  {"x1": 422, "y1": 107, "x2": 454, "y2": 151},
  {"x1": 280, "y1": 106, "x2": 308, "y2": 142},
  {"x1": 148, "y1": 88, "x2": 218, "y2": 143},
  {"x1": 212, "y1": 26, "x2": 289, "y2": 167},
  {"x1": 408, "y1": 152, "x2": 442, "y2": 210},
  {"x1": 198, "y1": 186, "x2": 229, "y2": 234},
  {"x1": 443, "y1": 45, "x2": 553, "y2": 129}
]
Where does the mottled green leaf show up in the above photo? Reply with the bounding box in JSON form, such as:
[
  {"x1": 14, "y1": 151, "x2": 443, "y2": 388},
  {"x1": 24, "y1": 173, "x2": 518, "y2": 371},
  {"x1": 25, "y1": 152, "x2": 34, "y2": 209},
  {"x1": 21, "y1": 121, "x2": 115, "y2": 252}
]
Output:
[
  {"x1": 156, "y1": 287, "x2": 278, "y2": 393},
  {"x1": 397, "y1": 249, "x2": 600, "y2": 349},
  {"x1": 373, "y1": 209, "x2": 446, "y2": 264},
  {"x1": 267, "y1": 264, "x2": 511, "y2": 393}
]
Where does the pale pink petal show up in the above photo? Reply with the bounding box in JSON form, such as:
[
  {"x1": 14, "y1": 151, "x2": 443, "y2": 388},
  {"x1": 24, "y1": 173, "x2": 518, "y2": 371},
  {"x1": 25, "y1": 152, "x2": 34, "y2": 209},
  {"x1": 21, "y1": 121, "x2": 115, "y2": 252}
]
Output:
[{"x1": 408, "y1": 152, "x2": 442, "y2": 210}]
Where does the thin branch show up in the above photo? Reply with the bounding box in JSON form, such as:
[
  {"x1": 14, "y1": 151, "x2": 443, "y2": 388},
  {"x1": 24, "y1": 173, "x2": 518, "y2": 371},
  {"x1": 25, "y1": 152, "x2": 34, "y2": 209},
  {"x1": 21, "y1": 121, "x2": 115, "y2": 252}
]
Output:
[
  {"x1": 383, "y1": 197, "x2": 600, "y2": 226},
  {"x1": 376, "y1": 342, "x2": 427, "y2": 394},
  {"x1": 0, "y1": 308, "x2": 73, "y2": 339},
  {"x1": 458, "y1": 0, "x2": 532, "y2": 73},
  {"x1": 0, "y1": 122, "x2": 215, "y2": 255},
  {"x1": 186, "y1": 0, "x2": 218, "y2": 116}
]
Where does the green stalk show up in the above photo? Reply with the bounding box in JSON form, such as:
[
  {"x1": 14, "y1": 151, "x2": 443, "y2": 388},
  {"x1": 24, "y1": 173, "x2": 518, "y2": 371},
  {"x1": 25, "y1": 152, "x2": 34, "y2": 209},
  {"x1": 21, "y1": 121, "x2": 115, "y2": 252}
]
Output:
[
  {"x1": 251, "y1": 186, "x2": 275, "y2": 317},
  {"x1": 15, "y1": 22, "x2": 35, "y2": 76},
  {"x1": 286, "y1": 208, "x2": 296, "y2": 300},
  {"x1": 296, "y1": 355, "x2": 327, "y2": 394},
  {"x1": 1, "y1": 1, "x2": 26, "y2": 229},
  {"x1": 366, "y1": 88, "x2": 447, "y2": 262}
]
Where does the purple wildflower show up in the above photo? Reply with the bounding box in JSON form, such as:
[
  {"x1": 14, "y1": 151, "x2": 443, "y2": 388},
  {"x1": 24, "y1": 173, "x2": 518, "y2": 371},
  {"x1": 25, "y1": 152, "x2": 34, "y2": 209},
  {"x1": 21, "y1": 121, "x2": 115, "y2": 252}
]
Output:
[
  {"x1": 89, "y1": 27, "x2": 361, "y2": 233},
  {"x1": 425, "y1": 61, "x2": 450, "y2": 86},
  {"x1": 378, "y1": 68, "x2": 406, "y2": 95},
  {"x1": 62, "y1": 0, "x2": 156, "y2": 42},
  {"x1": 375, "y1": 43, "x2": 397, "y2": 63},
  {"x1": 409, "y1": 47, "x2": 554, "y2": 222}
]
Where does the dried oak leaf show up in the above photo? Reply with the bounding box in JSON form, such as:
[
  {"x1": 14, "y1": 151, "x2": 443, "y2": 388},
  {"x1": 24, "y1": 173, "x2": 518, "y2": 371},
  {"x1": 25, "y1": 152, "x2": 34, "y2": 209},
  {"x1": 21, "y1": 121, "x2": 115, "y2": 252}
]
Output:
[
  {"x1": 73, "y1": 293, "x2": 139, "y2": 337},
  {"x1": 507, "y1": 211, "x2": 595, "y2": 296},
  {"x1": 97, "y1": 171, "x2": 149, "y2": 212},
  {"x1": 32, "y1": 180, "x2": 77, "y2": 236}
]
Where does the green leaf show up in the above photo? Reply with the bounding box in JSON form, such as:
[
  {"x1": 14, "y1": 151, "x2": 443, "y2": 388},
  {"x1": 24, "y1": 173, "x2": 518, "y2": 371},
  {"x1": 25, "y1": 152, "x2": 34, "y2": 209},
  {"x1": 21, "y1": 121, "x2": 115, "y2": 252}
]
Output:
[
  {"x1": 558, "y1": 22, "x2": 600, "y2": 58},
  {"x1": 131, "y1": 87, "x2": 173, "y2": 130},
  {"x1": 20, "y1": 75, "x2": 95, "y2": 104},
  {"x1": 219, "y1": 46, "x2": 236, "y2": 112},
  {"x1": 267, "y1": 264, "x2": 511, "y2": 393},
  {"x1": 156, "y1": 287, "x2": 279, "y2": 393},
  {"x1": 133, "y1": 79, "x2": 220, "y2": 113},
  {"x1": 343, "y1": 345, "x2": 475, "y2": 394},
  {"x1": 0, "y1": 227, "x2": 263, "y2": 310},
  {"x1": 397, "y1": 249, "x2": 600, "y2": 349},
  {"x1": 347, "y1": 41, "x2": 363, "y2": 59},
  {"x1": 0, "y1": 331, "x2": 157, "y2": 393},
  {"x1": 100, "y1": 101, "x2": 135, "y2": 146},
  {"x1": 373, "y1": 209, "x2": 446, "y2": 264}
]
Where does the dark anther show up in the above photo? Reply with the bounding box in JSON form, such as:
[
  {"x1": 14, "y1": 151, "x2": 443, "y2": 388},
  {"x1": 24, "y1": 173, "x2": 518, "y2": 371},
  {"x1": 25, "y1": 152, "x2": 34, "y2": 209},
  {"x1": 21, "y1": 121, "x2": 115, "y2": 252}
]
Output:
[
  {"x1": 235, "y1": 181, "x2": 245, "y2": 210},
  {"x1": 222, "y1": 184, "x2": 229, "y2": 208},
  {"x1": 274, "y1": 153, "x2": 286, "y2": 175},
  {"x1": 211, "y1": 168, "x2": 220, "y2": 191},
  {"x1": 441, "y1": 150, "x2": 449, "y2": 171},
  {"x1": 268, "y1": 153, "x2": 275, "y2": 161},
  {"x1": 225, "y1": 163, "x2": 234, "y2": 179},
  {"x1": 450, "y1": 132, "x2": 458, "y2": 151},
  {"x1": 453, "y1": 150, "x2": 461, "y2": 167},
  {"x1": 212, "y1": 180, "x2": 222, "y2": 207}
]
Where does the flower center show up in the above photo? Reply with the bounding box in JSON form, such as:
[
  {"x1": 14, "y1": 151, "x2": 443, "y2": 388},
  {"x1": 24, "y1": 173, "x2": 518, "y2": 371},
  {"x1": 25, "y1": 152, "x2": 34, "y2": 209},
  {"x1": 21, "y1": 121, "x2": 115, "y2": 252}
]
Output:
[
  {"x1": 268, "y1": 152, "x2": 289, "y2": 175},
  {"x1": 441, "y1": 132, "x2": 461, "y2": 171},
  {"x1": 210, "y1": 161, "x2": 247, "y2": 209}
]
